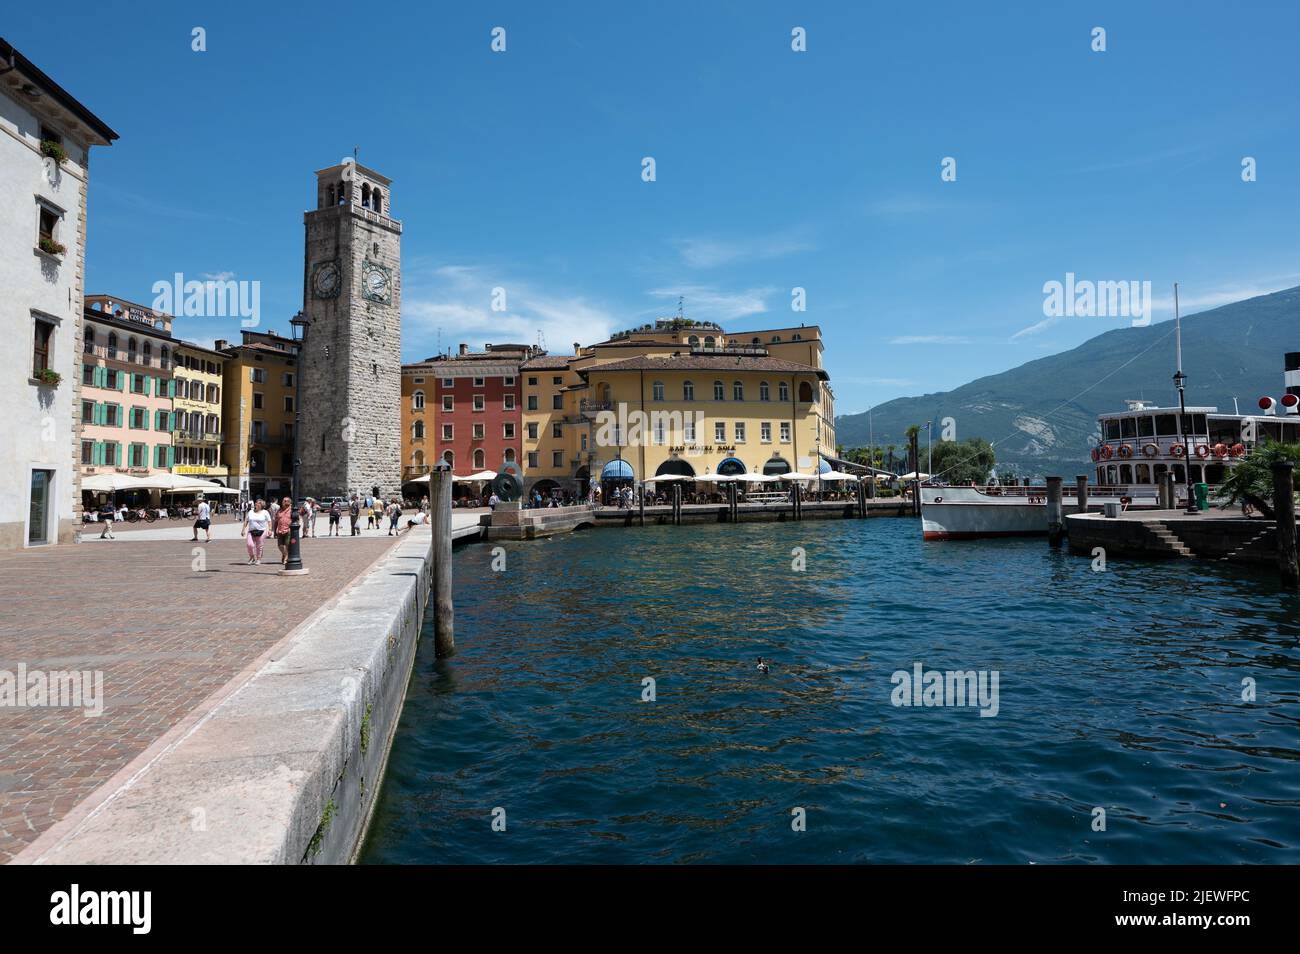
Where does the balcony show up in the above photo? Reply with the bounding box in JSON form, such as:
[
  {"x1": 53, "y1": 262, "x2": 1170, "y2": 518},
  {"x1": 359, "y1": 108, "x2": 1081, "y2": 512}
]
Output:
[
  {"x1": 83, "y1": 345, "x2": 173, "y2": 369},
  {"x1": 173, "y1": 430, "x2": 223, "y2": 444},
  {"x1": 579, "y1": 400, "x2": 612, "y2": 420},
  {"x1": 250, "y1": 434, "x2": 291, "y2": 448},
  {"x1": 402, "y1": 465, "x2": 431, "y2": 480}
]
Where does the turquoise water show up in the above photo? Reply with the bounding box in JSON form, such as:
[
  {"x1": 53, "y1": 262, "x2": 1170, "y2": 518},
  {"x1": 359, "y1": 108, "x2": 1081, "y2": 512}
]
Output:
[{"x1": 361, "y1": 519, "x2": 1300, "y2": 864}]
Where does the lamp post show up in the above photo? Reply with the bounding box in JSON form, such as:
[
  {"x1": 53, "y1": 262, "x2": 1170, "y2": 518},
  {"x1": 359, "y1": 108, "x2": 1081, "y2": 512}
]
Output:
[
  {"x1": 281, "y1": 311, "x2": 310, "y2": 576},
  {"x1": 1172, "y1": 283, "x2": 1199, "y2": 515}
]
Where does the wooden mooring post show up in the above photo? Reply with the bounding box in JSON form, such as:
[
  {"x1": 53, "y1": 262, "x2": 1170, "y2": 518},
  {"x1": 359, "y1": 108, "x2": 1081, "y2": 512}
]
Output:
[
  {"x1": 1046, "y1": 475, "x2": 1064, "y2": 548},
  {"x1": 639, "y1": 484, "x2": 645, "y2": 527},
  {"x1": 671, "y1": 482, "x2": 682, "y2": 525},
  {"x1": 857, "y1": 476, "x2": 868, "y2": 517},
  {"x1": 790, "y1": 482, "x2": 800, "y2": 521},
  {"x1": 1273, "y1": 461, "x2": 1299, "y2": 590},
  {"x1": 727, "y1": 481, "x2": 738, "y2": 522},
  {"x1": 429, "y1": 469, "x2": 455, "y2": 657},
  {"x1": 1075, "y1": 475, "x2": 1088, "y2": 515}
]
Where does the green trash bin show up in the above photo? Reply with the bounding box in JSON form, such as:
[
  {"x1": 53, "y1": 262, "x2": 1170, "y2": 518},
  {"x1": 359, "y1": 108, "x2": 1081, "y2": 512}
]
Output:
[{"x1": 1194, "y1": 482, "x2": 1209, "y2": 511}]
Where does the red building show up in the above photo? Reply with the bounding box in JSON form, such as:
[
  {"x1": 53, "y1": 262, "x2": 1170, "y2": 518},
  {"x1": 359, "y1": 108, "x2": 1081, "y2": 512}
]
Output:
[{"x1": 404, "y1": 343, "x2": 534, "y2": 481}]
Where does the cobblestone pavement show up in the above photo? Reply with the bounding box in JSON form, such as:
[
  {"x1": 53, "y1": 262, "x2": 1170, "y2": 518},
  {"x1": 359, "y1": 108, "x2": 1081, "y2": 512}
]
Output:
[{"x1": 0, "y1": 532, "x2": 406, "y2": 863}]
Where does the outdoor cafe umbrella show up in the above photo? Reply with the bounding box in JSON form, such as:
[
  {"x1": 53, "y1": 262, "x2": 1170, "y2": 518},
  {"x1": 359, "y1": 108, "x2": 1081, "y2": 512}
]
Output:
[
  {"x1": 81, "y1": 473, "x2": 151, "y2": 492},
  {"x1": 735, "y1": 472, "x2": 779, "y2": 483},
  {"x1": 818, "y1": 471, "x2": 860, "y2": 482},
  {"x1": 897, "y1": 472, "x2": 930, "y2": 481},
  {"x1": 781, "y1": 472, "x2": 819, "y2": 482}
]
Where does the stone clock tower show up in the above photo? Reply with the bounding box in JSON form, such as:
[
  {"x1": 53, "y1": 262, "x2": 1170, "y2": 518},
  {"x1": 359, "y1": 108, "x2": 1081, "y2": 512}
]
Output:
[{"x1": 298, "y1": 159, "x2": 402, "y2": 499}]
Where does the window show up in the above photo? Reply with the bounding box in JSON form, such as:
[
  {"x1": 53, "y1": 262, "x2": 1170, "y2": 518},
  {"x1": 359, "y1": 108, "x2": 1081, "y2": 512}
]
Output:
[
  {"x1": 129, "y1": 443, "x2": 147, "y2": 468},
  {"x1": 504, "y1": 376, "x2": 515, "y2": 386},
  {"x1": 703, "y1": 336, "x2": 715, "y2": 348},
  {"x1": 779, "y1": 422, "x2": 791, "y2": 443},
  {"x1": 443, "y1": 450, "x2": 454, "y2": 467},
  {"x1": 473, "y1": 423, "x2": 485, "y2": 439},
  {"x1": 798, "y1": 381, "x2": 813, "y2": 402},
  {"x1": 81, "y1": 440, "x2": 94, "y2": 465},
  {"x1": 528, "y1": 395, "x2": 539, "y2": 411},
  {"x1": 778, "y1": 382, "x2": 789, "y2": 402},
  {"x1": 107, "y1": 332, "x2": 118, "y2": 358},
  {"x1": 689, "y1": 335, "x2": 700, "y2": 347},
  {"x1": 475, "y1": 449, "x2": 487, "y2": 469},
  {"x1": 683, "y1": 381, "x2": 695, "y2": 401},
  {"x1": 81, "y1": 401, "x2": 94, "y2": 423},
  {"x1": 652, "y1": 381, "x2": 665, "y2": 401},
  {"x1": 714, "y1": 421, "x2": 726, "y2": 442},
  {"x1": 713, "y1": 380, "x2": 724, "y2": 401},
  {"x1": 552, "y1": 394, "x2": 563, "y2": 410},
  {"x1": 733, "y1": 381, "x2": 744, "y2": 401},
  {"x1": 443, "y1": 395, "x2": 454, "y2": 412},
  {"x1": 552, "y1": 423, "x2": 563, "y2": 438},
  {"x1": 504, "y1": 449, "x2": 516, "y2": 463},
  {"x1": 473, "y1": 377, "x2": 485, "y2": 387},
  {"x1": 771, "y1": 335, "x2": 781, "y2": 343},
  {"x1": 527, "y1": 451, "x2": 539, "y2": 468},
  {"x1": 38, "y1": 204, "x2": 60, "y2": 248},
  {"x1": 84, "y1": 327, "x2": 95, "y2": 353},
  {"x1": 130, "y1": 407, "x2": 147, "y2": 429},
  {"x1": 413, "y1": 420, "x2": 425, "y2": 439},
  {"x1": 504, "y1": 395, "x2": 516, "y2": 411},
  {"x1": 553, "y1": 450, "x2": 564, "y2": 467},
  {"x1": 104, "y1": 368, "x2": 119, "y2": 390},
  {"x1": 253, "y1": 392, "x2": 264, "y2": 410},
  {"x1": 283, "y1": 372, "x2": 295, "y2": 387},
  {"x1": 82, "y1": 364, "x2": 94, "y2": 386},
  {"x1": 103, "y1": 443, "x2": 117, "y2": 466},
  {"x1": 32, "y1": 316, "x2": 54, "y2": 375},
  {"x1": 793, "y1": 333, "x2": 802, "y2": 341},
  {"x1": 528, "y1": 376, "x2": 538, "y2": 386},
  {"x1": 473, "y1": 395, "x2": 485, "y2": 411},
  {"x1": 104, "y1": 404, "x2": 119, "y2": 427},
  {"x1": 142, "y1": 342, "x2": 152, "y2": 365},
  {"x1": 527, "y1": 423, "x2": 539, "y2": 439},
  {"x1": 442, "y1": 378, "x2": 454, "y2": 387},
  {"x1": 684, "y1": 418, "x2": 696, "y2": 442},
  {"x1": 653, "y1": 418, "x2": 666, "y2": 444},
  {"x1": 761, "y1": 422, "x2": 772, "y2": 443},
  {"x1": 442, "y1": 424, "x2": 454, "y2": 440},
  {"x1": 553, "y1": 376, "x2": 563, "y2": 386},
  {"x1": 131, "y1": 374, "x2": 146, "y2": 394},
  {"x1": 735, "y1": 422, "x2": 746, "y2": 443},
  {"x1": 284, "y1": 396, "x2": 295, "y2": 412},
  {"x1": 251, "y1": 367, "x2": 266, "y2": 384},
  {"x1": 760, "y1": 381, "x2": 770, "y2": 401},
  {"x1": 503, "y1": 423, "x2": 515, "y2": 439}
]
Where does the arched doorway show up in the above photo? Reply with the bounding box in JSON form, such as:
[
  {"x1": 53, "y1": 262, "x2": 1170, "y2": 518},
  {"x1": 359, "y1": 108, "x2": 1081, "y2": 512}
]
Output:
[
  {"x1": 600, "y1": 458, "x2": 635, "y2": 504},
  {"x1": 762, "y1": 454, "x2": 792, "y2": 476},
  {"x1": 575, "y1": 466, "x2": 591, "y2": 500},
  {"x1": 655, "y1": 458, "x2": 696, "y2": 478},
  {"x1": 717, "y1": 457, "x2": 746, "y2": 477}
]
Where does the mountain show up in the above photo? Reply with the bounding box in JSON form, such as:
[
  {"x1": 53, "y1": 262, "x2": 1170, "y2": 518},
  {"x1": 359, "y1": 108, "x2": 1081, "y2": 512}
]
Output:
[{"x1": 835, "y1": 286, "x2": 1299, "y2": 479}]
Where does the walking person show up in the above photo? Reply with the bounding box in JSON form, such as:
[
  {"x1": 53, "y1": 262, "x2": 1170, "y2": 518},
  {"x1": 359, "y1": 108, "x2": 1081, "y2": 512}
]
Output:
[
  {"x1": 371, "y1": 498, "x2": 384, "y2": 530},
  {"x1": 328, "y1": 497, "x2": 342, "y2": 536},
  {"x1": 387, "y1": 498, "x2": 401, "y2": 535},
  {"x1": 242, "y1": 499, "x2": 271, "y2": 565},
  {"x1": 98, "y1": 499, "x2": 116, "y2": 540},
  {"x1": 488, "y1": 491, "x2": 500, "y2": 512},
  {"x1": 304, "y1": 498, "x2": 318, "y2": 538},
  {"x1": 190, "y1": 496, "x2": 212, "y2": 542},
  {"x1": 274, "y1": 496, "x2": 294, "y2": 567},
  {"x1": 349, "y1": 495, "x2": 361, "y2": 536}
]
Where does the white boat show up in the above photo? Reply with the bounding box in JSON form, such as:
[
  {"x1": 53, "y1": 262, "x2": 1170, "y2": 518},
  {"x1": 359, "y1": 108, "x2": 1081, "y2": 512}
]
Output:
[{"x1": 920, "y1": 350, "x2": 1300, "y2": 540}]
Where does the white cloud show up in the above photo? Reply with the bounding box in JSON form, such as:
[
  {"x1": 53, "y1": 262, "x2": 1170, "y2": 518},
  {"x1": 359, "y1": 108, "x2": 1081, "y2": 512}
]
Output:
[
  {"x1": 674, "y1": 233, "x2": 813, "y2": 268},
  {"x1": 1010, "y1": 316, "x2": 1060, "y2": 340},
  {"x1": 646, "y1": 284, "x2": 774, "y2": 322},
  {"x1": 402, "y1": 263, "x2": 615, "y2": 356}
]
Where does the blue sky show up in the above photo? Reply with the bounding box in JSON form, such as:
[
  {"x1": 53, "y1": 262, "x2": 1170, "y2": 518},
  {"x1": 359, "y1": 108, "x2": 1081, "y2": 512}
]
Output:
[{"x1": 11, "y1": 1, "x2": 1300, "y2": 414}]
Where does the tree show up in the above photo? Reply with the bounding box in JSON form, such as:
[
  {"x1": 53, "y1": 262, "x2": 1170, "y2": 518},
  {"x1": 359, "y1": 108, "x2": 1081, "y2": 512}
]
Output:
[
  {"x1": 1213, "y1": 440, "x2": 1300, "y2": 518},
  {"x1": 929, "y1": 438, "x2": 997, "y2": 485}
]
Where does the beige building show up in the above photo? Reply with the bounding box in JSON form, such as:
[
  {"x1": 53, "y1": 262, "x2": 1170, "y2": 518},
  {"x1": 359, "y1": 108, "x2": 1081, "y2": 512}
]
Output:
[{"x1": 172, "y1": 341, "x2": 227, "y2": 481}]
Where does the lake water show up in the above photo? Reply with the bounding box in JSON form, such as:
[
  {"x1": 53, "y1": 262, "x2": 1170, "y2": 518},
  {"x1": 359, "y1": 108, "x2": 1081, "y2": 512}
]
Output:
[{"x1": 361, "y1": 519, "x2": 1300, "y2": 864}]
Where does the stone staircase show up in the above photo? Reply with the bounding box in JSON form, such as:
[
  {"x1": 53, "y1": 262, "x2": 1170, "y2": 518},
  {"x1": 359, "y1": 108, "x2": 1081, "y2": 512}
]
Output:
[
  {"x1": 1220, "y1": 526, "x2": 1275, "y2": 563},
  {"x1": 1142, "y1": 521, "x2": 1194, "y2": 558}
]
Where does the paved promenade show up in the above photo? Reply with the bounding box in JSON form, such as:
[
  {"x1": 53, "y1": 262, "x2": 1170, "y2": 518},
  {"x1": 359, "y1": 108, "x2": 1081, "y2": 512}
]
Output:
[{"x1": 0, "y1": 529, "x2": 414, "y2": 862}]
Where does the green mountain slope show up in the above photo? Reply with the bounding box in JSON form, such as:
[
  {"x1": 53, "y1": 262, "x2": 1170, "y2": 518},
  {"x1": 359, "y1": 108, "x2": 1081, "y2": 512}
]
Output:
[{"x1": 835, "y1": 286, "x2": 1299, "y2": 478}]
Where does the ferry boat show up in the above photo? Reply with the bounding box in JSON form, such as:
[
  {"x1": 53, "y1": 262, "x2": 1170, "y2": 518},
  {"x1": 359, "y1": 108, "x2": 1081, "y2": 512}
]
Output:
[{"x1": 920, "y1": 352, "x2": 1300, "y2": 540}]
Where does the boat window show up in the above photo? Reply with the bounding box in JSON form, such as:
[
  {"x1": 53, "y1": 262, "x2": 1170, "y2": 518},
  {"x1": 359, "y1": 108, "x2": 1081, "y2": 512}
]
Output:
[
  {"x1": 1138, "y1": 416, "x2": 1154, "y2": 437},
  {"x1": 1121, "y1": 418, "x2": 1137, "y2": 439},
  {"x1": 1155, "y1": 414, "x2": 1178, "y2": 436},
  {"x1": 1191, "y1": 414, "x2": 1207, "y2": 434},
  {"x1": 1103, "y1": 419, "x2": 1121, "y2": 441},
  {"x1": 1120, "y1": 464, "x2": 1133, "y2": 483},
  {"x1": 1136, "y1": 464, "x2": 1151, "y2": 483}
]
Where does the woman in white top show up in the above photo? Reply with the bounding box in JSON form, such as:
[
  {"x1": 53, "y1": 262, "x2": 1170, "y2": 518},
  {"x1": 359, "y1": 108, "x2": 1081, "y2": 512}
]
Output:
[{"x1": 242, "y1": 498, "x2": 271, "y2": 565}]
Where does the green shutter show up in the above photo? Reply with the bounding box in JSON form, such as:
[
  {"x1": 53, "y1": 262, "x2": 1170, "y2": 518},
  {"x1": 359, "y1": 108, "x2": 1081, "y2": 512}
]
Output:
[
  {"x1": 169, "y1": 411, "x2": 176, "y2": 431},
  {"x1": 167, "y1": 445, "x2": 175, "y2": 468},
  {"x1": 114, "y1": 403, "x2": 123, "y2": 427}
]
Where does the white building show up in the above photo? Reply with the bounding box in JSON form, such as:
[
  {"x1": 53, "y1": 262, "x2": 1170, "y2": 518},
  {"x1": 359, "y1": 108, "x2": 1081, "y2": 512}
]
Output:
[{"x1": 0, "y1": 38, "x2": 116, "y2": 547}]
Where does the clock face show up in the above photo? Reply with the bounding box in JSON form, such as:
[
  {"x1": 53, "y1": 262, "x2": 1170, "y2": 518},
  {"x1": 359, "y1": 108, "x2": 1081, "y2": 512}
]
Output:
[
  {"x1": 312, "y1": 260, "x2": 341, "y2": 299},
  {"x1": 362, "y1": 261, "x2": 392, "y2": 303}
]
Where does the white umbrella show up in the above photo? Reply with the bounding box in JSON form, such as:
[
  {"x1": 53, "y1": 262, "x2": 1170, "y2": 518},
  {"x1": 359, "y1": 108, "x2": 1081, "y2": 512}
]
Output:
[
  {"x1": 646, "y1": 474, "x2": 691, "y2": 483},
  {"x1": 819, "y1": 471, "x2": 859, "y2": 482},
  {"x1": 465, "y1": 470, "x2": 497, "y2": 482},
  {"x1": 81, "y1": 473, "x2": 150, "y2": 492},
  {"x1": 695, "y1": 473, "x2": 737, "y2": 483},
  {"x1": 897, "y1": 472, "x2": 930, "y2": 481},
  {"x1": 736, "y1": 472, "x2": 779, "y2": 483},
  {"x1": 781, "y1": 472, "x2": 818, "y2": 482}
]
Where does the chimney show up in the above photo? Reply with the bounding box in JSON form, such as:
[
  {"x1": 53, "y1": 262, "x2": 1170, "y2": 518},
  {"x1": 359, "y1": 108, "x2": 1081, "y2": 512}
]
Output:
[
  {"x1": 458, "y1": 343, "x2": 468, "y2": 356},
  {"x1": 573, "y1": 341, "x2": 580, "y2": 356},
  {"x1": 214, "y1": 339, "x2": 228, "y2": 351}
]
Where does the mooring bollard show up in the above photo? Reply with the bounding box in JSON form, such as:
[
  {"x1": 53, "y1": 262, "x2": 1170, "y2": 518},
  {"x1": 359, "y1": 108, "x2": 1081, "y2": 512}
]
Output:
[
  {"x1": 1076, "y1": 475, "x2": 1088, "y2": 515},
  {"x1": 727, "y1": 481, "x2": 738, "y2": 522},
  {"x1": 672, "y1": 482, "x2": 681, "y2": 525},
  {"x1": 1046, "y1": 476, "x2": 1064, "y2": 548},
  {"x1": 1273, "y1": 461, "x2": 1299, "y2": 590},
  {"x1": 429, "y1": 469, "x2": 455, "y2": 657},
  {"x1": 639, "y1": 485, "x2": 645, "y2": 527}
]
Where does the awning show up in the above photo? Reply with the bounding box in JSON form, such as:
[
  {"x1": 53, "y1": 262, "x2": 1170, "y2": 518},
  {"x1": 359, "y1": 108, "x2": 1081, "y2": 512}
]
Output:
[
  {"x1": 601, "y1": 459, "x2": 634, "y2": 479},
  {"x1": 716, "y1": 457, "x2": 747, "y2": 477}
]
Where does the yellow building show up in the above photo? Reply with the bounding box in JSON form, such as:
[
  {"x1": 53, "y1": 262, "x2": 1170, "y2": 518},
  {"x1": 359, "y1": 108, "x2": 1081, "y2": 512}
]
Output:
[
  {"x1": 521, "y1": 318, "x2": 833, "y2": 500},
  {"x1": 216, "y1": 329, "x2": 299, "y2": 501},
  {"x1": 171, "y1": 341, "x2": 227, "y2": 481}
]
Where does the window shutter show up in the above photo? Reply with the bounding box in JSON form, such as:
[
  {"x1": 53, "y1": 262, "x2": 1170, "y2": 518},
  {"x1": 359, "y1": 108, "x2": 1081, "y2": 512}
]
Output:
[
  {"x1": 169, "y1": 412, "x2": 176, "y2": 431},
  {"x1": 114, "y1": 403, "x2": 123, "y2": 426},
  {"x1": 167, "y1": 445, "x2": 175, "y2": 468}
]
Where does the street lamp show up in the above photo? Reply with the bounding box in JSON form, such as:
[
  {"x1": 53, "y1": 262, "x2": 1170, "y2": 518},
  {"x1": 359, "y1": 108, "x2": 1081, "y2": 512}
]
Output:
[{"x1": 281, "y1": 311, "x2": 310, "y2": 576}]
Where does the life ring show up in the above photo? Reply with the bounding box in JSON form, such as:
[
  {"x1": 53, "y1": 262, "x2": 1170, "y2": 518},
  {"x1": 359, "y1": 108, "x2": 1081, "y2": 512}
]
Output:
[
  {"x1": 1195, "y1": 444, "x2": 1210, "y2": 459},
  {"x1": 1170, "y1": 444, "x2": 1186, "y2": 457},
  {"x1": 1117, "y1": 444, "x2": 1133, "y2": 459},
  {"x1": 1231, "y1": 443, "x2": 1246, "y2": 456},
  {"x1": 1213, "y1": 443, "x2": 1228, "y2": 458},
  {"x1": 1099, "y1": 445, "x2": 1113, "y2": 460}
]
